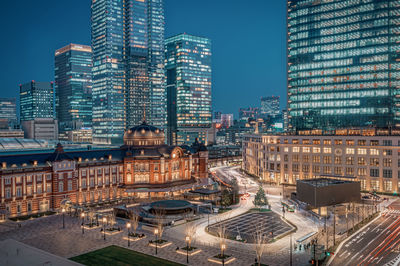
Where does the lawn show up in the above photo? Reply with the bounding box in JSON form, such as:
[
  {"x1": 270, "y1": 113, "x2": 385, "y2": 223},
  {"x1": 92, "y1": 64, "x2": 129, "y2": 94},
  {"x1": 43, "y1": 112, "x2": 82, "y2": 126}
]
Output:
[{"x1": 70, "y1": 245, "x2": 183, "y2": 266}]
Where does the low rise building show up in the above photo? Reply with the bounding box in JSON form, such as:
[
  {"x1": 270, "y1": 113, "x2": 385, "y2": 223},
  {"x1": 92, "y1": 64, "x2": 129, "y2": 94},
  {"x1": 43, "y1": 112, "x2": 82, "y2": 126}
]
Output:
[
  {"x1": 0, "y1": 121, "x2": 208, "y2": 218},
  {"x1": 243, "y1": 128, "x2": 400, "y2": 194},
  {"x1": 21, "y1": 118, "x2": 58, "y2": 140}
]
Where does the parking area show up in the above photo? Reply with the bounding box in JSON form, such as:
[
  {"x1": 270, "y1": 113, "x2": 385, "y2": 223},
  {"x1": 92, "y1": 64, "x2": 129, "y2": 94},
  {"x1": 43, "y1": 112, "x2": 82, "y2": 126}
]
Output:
[{"x1": 208, "y1": 212, "x2": 294, "y2": 243}]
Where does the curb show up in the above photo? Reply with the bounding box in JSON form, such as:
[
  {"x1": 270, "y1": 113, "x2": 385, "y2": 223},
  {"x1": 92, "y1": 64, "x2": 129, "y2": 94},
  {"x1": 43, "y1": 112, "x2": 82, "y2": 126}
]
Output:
[{"x1": 326, "y1": 212, "x2": 381, "y2": 266}]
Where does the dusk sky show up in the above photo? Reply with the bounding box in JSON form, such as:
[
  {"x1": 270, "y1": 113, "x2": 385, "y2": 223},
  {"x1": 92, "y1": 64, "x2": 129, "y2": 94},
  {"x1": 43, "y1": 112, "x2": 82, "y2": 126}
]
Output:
[{"x1": 0, "y1": 0, "x2": 286, "y2": 118}]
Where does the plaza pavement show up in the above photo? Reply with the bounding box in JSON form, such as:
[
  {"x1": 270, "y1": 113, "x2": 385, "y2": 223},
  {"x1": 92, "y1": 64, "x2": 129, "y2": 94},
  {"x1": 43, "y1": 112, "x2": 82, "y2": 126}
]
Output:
[{"x1": 0, "y1": 166, "x2": 318, "y2": 265}]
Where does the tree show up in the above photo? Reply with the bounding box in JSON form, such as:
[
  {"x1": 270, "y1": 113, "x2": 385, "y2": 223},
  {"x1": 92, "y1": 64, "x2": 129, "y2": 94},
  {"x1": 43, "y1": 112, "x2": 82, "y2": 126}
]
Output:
[
  {"x1": 184, "y1": 219, "x2": 197, "y2": 249},
  {"x1": 131, "y1": 211, "x2": 140, "y2": 236},
  {"x1": 253, "y1": 186, "x2": 268, "y2": 210},
  {"x1": 221, "y1": 189, "x2": 232, "y2": 209},
  {"x1": 253, "y1": 224, "x2": 267, "y2": 266},
  {"x1": 229, "y1": 177, "x2": 240, "y2": 204},
  {"x1": 154, "y1": 208, "x2": 166, "y2": 240}
]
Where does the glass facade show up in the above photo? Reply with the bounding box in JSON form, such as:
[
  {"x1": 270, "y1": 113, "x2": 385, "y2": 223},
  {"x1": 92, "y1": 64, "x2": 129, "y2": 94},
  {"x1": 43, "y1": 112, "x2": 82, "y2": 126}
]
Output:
[
  {"x1": 287, "y1": 0, "x2": 400, "y2": 130},
  {"x1": 55, "y1": 44, "x2": 92, "y2": 131},
  {"x1": 19, "y1": 81, "x2": 54, "y2": 121},
  {"x1": 165, "y1": 33, "x2": 212, "y2": 145},
  {"x1": 0, "y1": 98, "x2": 17, "y2": 129},
  {"x1": 124, "y1": 0, "x2": 165, "y2": 129},
  {"x1": 91, "y1": 0, "x2": 165, "y2": 144},
  {"x1": 261, "y1": 96, "x2": 280, "y2": 117},
  {"x1": 91, "y1": 0, "x2": 125, "y2": 144}
]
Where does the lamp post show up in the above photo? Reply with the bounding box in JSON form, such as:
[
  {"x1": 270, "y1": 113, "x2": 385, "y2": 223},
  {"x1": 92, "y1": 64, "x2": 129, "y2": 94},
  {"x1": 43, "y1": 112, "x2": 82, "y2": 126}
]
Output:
[
  {"x1": 81, "y1": 212, "x2": 85, "y2": 235},
  {"x1": 62, "y1": 208, "x2": 66, "y2": 229},
  {"x1": 103, "y1": 217, "x2": 107, "y2": 240},
  {"x1": 127, "y1": 223, "x2": 131, "y2": 247},
  {"x1": 221, "y1": 243, "x2": 226, "y2": 266},
  {"x1": 185, "y1": 235, "x2": 190, "y2": 264},
  {"x1": 154, "y1": 228, "x2": 159, "y2": 255}
]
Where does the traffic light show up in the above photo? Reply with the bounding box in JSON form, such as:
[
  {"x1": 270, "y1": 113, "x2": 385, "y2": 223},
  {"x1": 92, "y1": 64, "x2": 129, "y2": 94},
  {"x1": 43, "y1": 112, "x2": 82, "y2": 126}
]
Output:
[
  {"x1": 311, "y1": 259, "x2": 315, "y2": 264},
  {"x1": 326, "y1": 252, "x2": 331, "y2": 256}
]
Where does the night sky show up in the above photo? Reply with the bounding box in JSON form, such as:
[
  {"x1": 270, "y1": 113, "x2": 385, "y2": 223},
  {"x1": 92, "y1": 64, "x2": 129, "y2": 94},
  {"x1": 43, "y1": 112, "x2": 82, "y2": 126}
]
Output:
[{"x1": 0, "y1": 0, "x2": 286, "y2": 118}]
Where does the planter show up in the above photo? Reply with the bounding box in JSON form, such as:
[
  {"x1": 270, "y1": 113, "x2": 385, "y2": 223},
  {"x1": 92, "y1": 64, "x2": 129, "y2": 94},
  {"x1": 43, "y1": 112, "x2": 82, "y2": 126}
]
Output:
[
  {"x1": 176, "y1": 246, "x2": 202, "y2": 256},
  {"x1": 207, "y1": 254, "x2": 236, "y2": 264},
  {"x1": 123, "y1": 234, "x2": 146, "y2": 242},
  {"x1": 148, "y1": 239, "x2": 172, "y2": 248},
  {"x1": 104, "y1": 228, "x2": 122, "y2": 235}
]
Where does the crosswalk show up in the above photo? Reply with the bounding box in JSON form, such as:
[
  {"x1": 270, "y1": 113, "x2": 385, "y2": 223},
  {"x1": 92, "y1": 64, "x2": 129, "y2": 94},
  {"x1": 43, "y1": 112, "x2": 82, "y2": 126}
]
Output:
[{"x1": 382, "y1": 209, "x2": 400, "y2": 217}]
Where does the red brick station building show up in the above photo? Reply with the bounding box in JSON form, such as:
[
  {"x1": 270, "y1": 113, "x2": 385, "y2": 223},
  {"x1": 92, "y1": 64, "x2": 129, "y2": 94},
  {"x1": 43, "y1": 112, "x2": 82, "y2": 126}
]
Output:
[{"x1": 0, "y1": 122, "x2": 208, "y2": 218}]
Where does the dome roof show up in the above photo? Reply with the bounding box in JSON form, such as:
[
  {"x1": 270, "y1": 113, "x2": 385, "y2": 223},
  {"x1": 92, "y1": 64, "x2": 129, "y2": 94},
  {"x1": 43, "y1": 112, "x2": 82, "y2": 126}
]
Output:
[{"x1": 123, "y1": 121, "x2": 165, "y2": 146}]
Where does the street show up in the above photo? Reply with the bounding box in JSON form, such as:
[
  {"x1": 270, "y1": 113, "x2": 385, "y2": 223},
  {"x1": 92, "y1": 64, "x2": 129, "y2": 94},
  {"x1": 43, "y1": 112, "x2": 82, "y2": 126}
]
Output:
[{"x1": 330, "y1": 200, "x2": 400, "y2": 266}]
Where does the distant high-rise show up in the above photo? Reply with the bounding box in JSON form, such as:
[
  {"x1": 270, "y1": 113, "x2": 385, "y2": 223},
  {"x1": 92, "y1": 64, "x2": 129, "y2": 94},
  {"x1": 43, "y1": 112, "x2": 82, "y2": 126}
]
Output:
[
  {"x1": 55, "y1": 44, "x2": 92, "y2": 131},
  {"x1": 165, "y1": 33, "x2": 212, "y2": 145},
  {"x1": 20, "y1": 81, "x2": 54, "y2": 121},
  {"x1": 261, "y1": 96, "x2": 280, "y2": 117},
  {"x1": 0, "y1": 98, "x2": 17, "y2": 129},
  {"x1": 91, "y1": 0, "x2": 165, "y2": 144},
  {"x1": 287, "y1": 0, "x2": 400, "y2": 131},
  {"x1": 239, "y1": 107, "x2": 259, "y2": 121}
]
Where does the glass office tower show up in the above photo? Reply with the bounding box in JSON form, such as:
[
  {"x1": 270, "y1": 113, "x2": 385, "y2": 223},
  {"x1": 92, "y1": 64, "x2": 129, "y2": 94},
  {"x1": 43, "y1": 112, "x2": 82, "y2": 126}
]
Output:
[
  {"x1": 124, "y1": 0, "x2": 165, "y2": 129},
  {"x1": 261, "y1": 96, "x2": 280, "y2": 117},
  {"x1": 165, "y1": 33, "x2": 212, "y2": 145},
  {"x1": 0, "y1": 98, "x2": 17, "y2": 128},
  {"x1": 19, "y1": 81, "x2": 54, "y2": 122},
  {"x1": 55, "y1": 44, "x2": 92, "y2": 131},
  {"x1": 91, "y1": 0, "x2": 165, "y2": 144},
  {"x1": 91, "y1": 0, "x2": 125, "y2": 144},
  {"x1": 287, "y1": 0, "x2": 400, "y2": 131}
]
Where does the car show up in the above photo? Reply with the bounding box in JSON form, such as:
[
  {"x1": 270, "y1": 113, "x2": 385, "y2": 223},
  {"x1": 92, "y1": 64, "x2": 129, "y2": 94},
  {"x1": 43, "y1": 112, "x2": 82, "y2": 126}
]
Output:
[{"x1": 244, "y1": 193, "x2": 250, "y2": 197}]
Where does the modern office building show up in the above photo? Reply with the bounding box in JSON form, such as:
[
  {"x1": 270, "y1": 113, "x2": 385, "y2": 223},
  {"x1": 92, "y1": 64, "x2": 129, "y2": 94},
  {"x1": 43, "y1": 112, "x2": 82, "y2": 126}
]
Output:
[
  {"x1": 243, "y1": 128, "x2": 400, "y2": 194},
  {"x1": 19, "y1": 81, "x2": 54, "y2": 121},
  {"x1": 287, "y1": 0, "x2": 400, "y2": 131},
  {"x1": 55, "y1": 44, "x2": 92, "y2": 132},
  {"x1": 239, "y1": 107, "x2": 259, "y2": 121},
  {"x1": 91, "y1": 0, "x2": 165, "y2": 144},
  {"x1": 221, "y1": 114, "x2": 234, "y2": 129},
  {"x1": 0, "y1": 98, "x2": 17, "y2": 129},
  {"x1": 261, "y1": 96, "x2": 280, "y2": 117},
  {"x1": 165, "y1": 33, "x2": 212, "y2": 145}
]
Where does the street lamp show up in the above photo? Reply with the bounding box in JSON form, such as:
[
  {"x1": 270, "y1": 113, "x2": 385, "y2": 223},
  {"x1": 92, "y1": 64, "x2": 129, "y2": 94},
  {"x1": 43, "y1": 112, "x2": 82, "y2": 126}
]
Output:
[
  {"x1": 221, "y1": 243, "x2": 226, "y2": 266},
  {"x1": 154, "y1": 228, "x2": 159, "y2": 255},
  {"x1": 81, "y1": 212, "x2": 85, "y2": 235},
  {"x1": 103, "y1": 217, "x2": 107, "y2": 240},
  {"x1": 62, "y1": 208, "x2": 66, "y2": 229},
  {"x1": 127, "y1": 223, "x2": 131, "y2": 247},
  {"x1": 185, "y1": 235, "x2": 190, "y2": 264}
]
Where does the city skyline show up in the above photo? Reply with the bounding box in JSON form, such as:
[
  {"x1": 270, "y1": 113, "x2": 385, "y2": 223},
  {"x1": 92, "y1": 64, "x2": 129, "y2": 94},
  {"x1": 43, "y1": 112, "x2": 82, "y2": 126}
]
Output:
[{"x1": 0, "y1": 0, "x2": 286, "y2": 118}]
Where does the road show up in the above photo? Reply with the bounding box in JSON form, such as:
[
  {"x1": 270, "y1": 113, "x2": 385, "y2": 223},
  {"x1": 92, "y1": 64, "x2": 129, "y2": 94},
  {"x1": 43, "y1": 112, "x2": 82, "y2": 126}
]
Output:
[{"x1": 330, "y1": 200, "x2": 400, "y2": 266}]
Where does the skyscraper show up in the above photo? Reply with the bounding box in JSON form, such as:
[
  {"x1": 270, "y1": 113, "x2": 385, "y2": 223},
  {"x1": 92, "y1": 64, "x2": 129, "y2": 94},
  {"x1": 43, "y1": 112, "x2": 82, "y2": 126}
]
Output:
[
  {"x1": 261, "y1": 96, "x2": 280, "y2": 117},
  {"x1": 55, "y1": 44, "x2": 92, "y2": 131},
  {"x1": 165, "y1": 33, "x2": 212, "y2": 145},
  {"x1": 287, "y1": 0, "x2": 400, "y2": 131},
  {"x1": 91, "y1": 0, "x2": 125, "y2": 144},
  {"x1": 91, "y1": 0, "x2": 165, "y2": 144},
  {"x1": 20, "y1": 81, "x2": 54, "y2": 121},
  {"x1": 0, "y1": 98, "x2": 17, "y2": 129}
]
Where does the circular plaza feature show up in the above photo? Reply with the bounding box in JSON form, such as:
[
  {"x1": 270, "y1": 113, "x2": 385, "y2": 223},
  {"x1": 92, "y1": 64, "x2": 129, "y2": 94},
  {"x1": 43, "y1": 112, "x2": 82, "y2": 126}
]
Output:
[{"x1": 149, "y1": 200, "x2": 193, "y2": 215}]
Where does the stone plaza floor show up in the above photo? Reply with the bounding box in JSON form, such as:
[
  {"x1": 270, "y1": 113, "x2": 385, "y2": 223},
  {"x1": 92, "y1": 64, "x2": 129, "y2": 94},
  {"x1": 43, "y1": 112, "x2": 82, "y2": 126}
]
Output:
[{"x1": 0, "y1": 211, "x2": 312, "y2": 266}]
